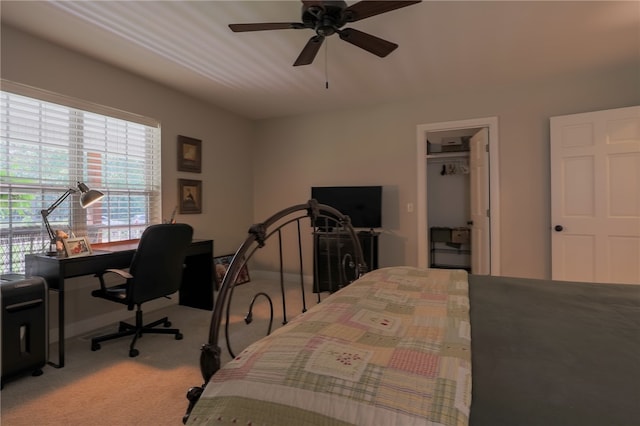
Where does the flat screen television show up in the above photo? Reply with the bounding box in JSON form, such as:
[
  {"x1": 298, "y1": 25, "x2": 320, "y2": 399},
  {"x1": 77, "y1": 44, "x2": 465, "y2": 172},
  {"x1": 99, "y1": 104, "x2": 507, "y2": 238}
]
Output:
[{"x1": 311, "y1": 186, "x2": 382, "y2": 229}]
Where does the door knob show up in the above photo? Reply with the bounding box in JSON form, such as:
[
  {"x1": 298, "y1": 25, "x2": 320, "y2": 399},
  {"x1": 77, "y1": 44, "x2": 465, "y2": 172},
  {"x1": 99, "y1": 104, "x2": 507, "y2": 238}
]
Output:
[{"x1": 554, "y1": 225, "x2": 563, "y2": 232}]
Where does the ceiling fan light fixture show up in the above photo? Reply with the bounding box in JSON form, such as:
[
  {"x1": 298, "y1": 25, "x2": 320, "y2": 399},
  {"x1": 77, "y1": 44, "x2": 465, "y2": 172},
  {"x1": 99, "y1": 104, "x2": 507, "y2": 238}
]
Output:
[{"x1": 228, "y1": 0, "x2": 422, "y2": 66}]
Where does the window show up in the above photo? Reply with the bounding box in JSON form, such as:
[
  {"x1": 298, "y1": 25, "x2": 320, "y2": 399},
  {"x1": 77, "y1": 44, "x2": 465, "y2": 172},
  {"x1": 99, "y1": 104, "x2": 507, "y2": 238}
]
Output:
[{"x1": 1, "y1": 81, "x2": 161, "y2": 274}]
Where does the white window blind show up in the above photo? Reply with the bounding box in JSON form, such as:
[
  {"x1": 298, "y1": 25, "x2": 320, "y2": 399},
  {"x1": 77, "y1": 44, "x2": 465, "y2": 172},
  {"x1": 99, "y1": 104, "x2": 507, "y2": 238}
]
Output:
[{"x1": 0, "y1": 81, "x2": 161, "y2": 274}]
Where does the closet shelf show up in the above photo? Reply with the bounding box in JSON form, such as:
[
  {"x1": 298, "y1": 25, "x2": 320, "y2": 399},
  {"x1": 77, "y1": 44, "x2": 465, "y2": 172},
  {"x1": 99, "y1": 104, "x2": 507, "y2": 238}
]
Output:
[{"x1": 426, "y1": 152, "x2": 470, "y2": 159}]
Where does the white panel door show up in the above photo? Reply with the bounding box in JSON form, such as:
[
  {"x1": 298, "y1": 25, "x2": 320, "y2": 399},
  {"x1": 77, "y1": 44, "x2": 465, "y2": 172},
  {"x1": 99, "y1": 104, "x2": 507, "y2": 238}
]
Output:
[
  {"x1": 469, "y1": 128, "x2": 490, "y2": 274},
  {"x1": 550, "y1": 106, "x2": 640, "y2": 284}
]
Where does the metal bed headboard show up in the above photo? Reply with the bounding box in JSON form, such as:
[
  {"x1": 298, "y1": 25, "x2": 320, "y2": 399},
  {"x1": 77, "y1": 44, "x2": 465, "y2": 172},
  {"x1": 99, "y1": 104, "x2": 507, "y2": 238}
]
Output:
[{"x1": 184, "y1": 199, "x2": 367, "y2": 423}]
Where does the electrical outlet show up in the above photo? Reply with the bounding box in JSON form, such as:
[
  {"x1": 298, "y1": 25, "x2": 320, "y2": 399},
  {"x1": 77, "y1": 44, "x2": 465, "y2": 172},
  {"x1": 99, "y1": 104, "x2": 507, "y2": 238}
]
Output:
[{"x1": 407, "y1": 203, "x2": 414, "y2": 213}]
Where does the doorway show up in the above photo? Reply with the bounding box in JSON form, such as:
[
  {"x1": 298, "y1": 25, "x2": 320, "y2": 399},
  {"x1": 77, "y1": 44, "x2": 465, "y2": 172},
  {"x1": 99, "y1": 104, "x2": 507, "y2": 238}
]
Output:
[{"x1": 416, "y1": 117, "x2": 501, "y2": 275}]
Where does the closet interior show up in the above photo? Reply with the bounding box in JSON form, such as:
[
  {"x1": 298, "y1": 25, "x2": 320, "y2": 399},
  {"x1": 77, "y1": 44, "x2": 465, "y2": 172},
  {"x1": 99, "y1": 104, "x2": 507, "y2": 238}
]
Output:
[{"x1": 426, "y1": 130, "x2": 477, "y2": 271}]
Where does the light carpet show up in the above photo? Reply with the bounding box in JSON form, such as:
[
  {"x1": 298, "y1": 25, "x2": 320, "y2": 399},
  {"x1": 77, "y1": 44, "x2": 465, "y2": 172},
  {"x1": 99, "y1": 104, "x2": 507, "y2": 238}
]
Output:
[{"x1": 1, "y1": 278, "x2": 317, "y2": 425}]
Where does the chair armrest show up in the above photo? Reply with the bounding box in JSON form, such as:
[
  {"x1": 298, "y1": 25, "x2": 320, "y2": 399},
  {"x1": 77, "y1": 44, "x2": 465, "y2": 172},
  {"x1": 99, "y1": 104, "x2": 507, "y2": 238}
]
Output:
[
  {"x1": 95, "y1": 269, "x2": 133, "y2": 291},
  {"x1": 103, "y1": 268, "x2": 133, "y2": 279}
]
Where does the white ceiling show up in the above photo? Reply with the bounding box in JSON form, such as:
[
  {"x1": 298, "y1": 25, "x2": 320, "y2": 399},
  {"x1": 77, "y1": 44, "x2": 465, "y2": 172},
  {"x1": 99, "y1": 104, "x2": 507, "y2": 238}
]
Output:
[{"x1": 1, "y1": 1, "x2": 638, "y2": 120}]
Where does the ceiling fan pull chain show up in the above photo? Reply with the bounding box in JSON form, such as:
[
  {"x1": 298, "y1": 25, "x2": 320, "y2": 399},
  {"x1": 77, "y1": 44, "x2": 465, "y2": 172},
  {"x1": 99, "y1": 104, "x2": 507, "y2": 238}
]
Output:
[{"x1": 325, "y1": 40, "x2": 329, "y2": 89}]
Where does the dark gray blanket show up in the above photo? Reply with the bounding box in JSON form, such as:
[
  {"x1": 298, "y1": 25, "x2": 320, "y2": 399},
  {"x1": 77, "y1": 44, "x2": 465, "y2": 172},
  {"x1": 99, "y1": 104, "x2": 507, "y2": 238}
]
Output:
[{"x1": 468, "y1": 275, "x2": 640, "y2": 426}]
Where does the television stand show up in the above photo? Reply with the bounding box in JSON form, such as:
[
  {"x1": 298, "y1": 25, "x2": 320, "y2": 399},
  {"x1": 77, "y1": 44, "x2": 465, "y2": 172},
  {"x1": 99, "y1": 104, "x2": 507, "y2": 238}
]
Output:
[{"x1": 313, "y1": 229, "x2": 379, "y2": 293}]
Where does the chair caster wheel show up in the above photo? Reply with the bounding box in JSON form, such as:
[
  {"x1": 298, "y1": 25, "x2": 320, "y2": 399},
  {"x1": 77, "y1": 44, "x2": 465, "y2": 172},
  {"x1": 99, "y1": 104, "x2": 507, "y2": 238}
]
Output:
[
  {"x1": 91, "y1": 343, "x2": 101, "y2": 351},
  {"x1": 176, "y1": 333, "x2": 183, "y2": 340},
  {"x1": 129, "y1": 348, "x2": 139, "y2": 357},
  {"x1": 164, "y1": 320, "x2": 172, "y2": 327}
]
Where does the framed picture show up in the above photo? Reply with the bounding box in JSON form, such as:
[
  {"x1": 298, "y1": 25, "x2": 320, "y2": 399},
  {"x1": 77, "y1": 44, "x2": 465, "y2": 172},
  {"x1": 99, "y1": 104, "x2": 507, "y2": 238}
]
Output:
[
  {"x1": 178, "y1": 179, "x2": 202, "y2": 214},
  {"x1": 63, "y1": 236, "x2": 92, "y2": 258},
  {"x1": 214, "y1": 254, "x2": 250, "y2": 289},
  {"x1": 177, "y1": 135, "x2": 202, "y2": 173}
]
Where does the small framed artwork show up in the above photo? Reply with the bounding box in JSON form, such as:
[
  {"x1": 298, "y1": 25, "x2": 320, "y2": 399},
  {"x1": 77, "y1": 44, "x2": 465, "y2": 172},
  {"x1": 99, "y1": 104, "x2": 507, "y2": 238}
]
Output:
[
  {"x1": 214, "y1": 254, "x2": 250, "y2": 289},
  {"x1": 63, "y1": 236, "x2": 92, "y2": 258},
  {"x1": 177, "y1": 135, "x2": 202, "y2": 173},
  {"x1": 178, "y1": 179, "x2": 202, "y2": 214}
]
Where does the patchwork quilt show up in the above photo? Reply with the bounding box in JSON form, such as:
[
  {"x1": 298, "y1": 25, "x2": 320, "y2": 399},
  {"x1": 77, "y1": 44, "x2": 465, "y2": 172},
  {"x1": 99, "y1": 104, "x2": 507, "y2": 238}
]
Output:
[{"x1": 187, "y1": 266, "x2": 472, "y2": 425}]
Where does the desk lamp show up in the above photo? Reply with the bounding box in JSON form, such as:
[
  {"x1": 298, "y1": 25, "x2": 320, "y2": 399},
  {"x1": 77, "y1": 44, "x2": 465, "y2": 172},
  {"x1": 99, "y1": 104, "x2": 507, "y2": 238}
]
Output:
[{"x1": 41, "y1": 181, "x2": 104, "y2": 255}]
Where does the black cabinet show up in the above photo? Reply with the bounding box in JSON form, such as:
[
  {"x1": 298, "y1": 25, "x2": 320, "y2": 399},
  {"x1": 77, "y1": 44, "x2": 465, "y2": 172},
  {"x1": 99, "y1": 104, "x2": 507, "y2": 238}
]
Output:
[
  {"x1": 1, "y1": 277, "x2": 48, "y2": 386},
  {"x1": 314, "y1": 231, "x2": 378, "y2": 293},
  {"x1": 178, "y1": 239, "x2": 214, "y2": 310}
]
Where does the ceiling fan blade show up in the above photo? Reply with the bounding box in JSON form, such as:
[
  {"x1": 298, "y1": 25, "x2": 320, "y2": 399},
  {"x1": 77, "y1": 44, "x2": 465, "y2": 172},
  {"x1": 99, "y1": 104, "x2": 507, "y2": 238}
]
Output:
[
  {"x1": 344, "y1": 1, "x2": 422, "y2": 22},
  {"x1": 229, "y1": 22, "x2": 305, "y2": 32},
  {"x1": 338, "y1": 28, "x2": 397, "y2": 58},
  {"x1": 294, "y1": 35, "x2": 325, "y2": 66}
]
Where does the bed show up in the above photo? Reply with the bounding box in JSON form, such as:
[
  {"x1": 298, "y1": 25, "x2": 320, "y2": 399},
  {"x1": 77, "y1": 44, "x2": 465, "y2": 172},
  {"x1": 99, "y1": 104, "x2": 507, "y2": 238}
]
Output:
[
  {"x1": 183, "y1": 201, "x2": 640, "y2": 425},
  {"x1": 468, "y1": 274, "x2": 639, "y2": 425}
]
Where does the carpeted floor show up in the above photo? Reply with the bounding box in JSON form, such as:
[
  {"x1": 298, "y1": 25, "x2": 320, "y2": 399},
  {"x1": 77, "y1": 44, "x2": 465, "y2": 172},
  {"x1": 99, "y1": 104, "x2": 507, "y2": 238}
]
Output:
[{"x1": 1, "y1": 278, "x2": 317, "y2": 425}]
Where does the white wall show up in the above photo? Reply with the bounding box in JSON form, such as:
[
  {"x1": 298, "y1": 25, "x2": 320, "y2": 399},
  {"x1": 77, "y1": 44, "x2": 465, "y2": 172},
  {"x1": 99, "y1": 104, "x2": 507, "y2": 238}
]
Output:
[
  {"x1": 251, "y1": 67, "x2": 640, "y2": 279},
  {"x1": 1, "y1": 25, "x2": 255, "y2": 338}
]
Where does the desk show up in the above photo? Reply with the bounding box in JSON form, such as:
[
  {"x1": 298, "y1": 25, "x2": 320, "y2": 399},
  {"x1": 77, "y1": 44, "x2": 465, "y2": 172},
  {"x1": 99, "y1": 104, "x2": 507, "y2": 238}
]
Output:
[{"x1": 25, "y1": 239, "x2": 213, "y2": 368}]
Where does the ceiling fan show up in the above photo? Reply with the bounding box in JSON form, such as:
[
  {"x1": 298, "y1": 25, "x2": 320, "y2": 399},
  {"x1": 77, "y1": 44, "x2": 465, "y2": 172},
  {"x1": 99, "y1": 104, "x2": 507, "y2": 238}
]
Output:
[{"x1": 229, "y1": 1, "x2": 422, "y2": 66}]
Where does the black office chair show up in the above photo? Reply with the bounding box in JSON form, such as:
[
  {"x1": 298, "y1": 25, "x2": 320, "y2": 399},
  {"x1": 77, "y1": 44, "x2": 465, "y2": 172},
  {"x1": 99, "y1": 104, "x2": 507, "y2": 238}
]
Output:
[{"x1": 90, "y1": 223, "x2": 194, "y2": 357}]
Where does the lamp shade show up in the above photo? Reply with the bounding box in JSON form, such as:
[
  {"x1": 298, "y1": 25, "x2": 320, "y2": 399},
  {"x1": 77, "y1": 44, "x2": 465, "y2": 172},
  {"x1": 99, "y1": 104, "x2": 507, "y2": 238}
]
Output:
[{"x1": 77, "y1": 182, "x2": 104, "y2": 208}]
